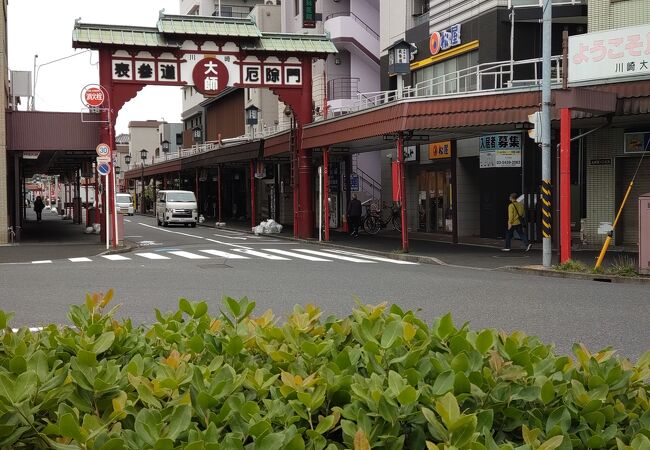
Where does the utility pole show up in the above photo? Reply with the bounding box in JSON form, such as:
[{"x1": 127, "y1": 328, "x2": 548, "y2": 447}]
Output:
[{"x1": 541, "y1": 0, "x2": 553, "y2": 267}]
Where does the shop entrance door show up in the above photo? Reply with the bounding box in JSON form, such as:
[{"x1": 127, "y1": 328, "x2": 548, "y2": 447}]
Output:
[{"x1": 418, "y1": 168, "x2": 453, "y2": 233}]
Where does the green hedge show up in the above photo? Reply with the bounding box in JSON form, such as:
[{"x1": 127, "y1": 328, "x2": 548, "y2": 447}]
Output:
[{"x1": 0, "y1": 291, "x2": 648, "y2": 450}]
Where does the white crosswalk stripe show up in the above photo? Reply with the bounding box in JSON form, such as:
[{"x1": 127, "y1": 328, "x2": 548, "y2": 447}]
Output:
[
  {"x1": 41, "y1": 247, "x2": 415, "y2": 266},
  {"x1": 323, "y1": 249, "x2": 418, "y2": 265},
  {"x1": 136, "y1": 253, "x2": 171, "y2": 260},
  {"x1": 263, "y1": 249, "x2": 332, "y2": 261},
  {"x1": 200, "y1": 250, "x2": 249, "y2": 259},
  {"x1": 167, "y1": 251, "x2": 209, "y2": 260},
  {"x1": 102, "y1": 255, "x2": 131, "y2": 261},
  {"x1": 292, "y1": 249, "x2": 376, "y2": 263},
  {"x1": 236, "y1": 249, "x2": 290, "y2": 260}
]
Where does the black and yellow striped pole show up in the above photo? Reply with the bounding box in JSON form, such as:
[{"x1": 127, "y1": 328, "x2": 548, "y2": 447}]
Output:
[{"x1": 541, "y1": 179, "x2": 552, "y2": 240}]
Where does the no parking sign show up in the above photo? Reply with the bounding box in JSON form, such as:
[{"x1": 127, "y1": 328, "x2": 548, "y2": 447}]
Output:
[{"x1": 97, "y1": 163, "x2": 111, "y2": 176}]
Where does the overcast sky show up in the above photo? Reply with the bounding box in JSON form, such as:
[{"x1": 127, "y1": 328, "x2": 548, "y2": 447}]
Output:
[{"x1": 7, "y1": 0, "x2": 182, "y2": 135}]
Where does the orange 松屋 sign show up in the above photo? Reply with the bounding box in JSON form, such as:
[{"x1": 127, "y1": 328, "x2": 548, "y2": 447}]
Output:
[{"x1": 428, "y1": 141, "x2": 452, "y2": 159}]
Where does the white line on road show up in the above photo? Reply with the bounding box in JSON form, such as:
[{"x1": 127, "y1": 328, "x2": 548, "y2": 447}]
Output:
[
  {"x1": 263, "y1": 248, "x2": 332, "y2": 261},
  {"x1": 167, "y1": 251, "x2": 209, "y2": 260},
  {"x1": 213, "y1": 234, "x2": 247, "y2": 240},
  {"x1": 32, "y1": 260, "x2": 52, "y2": 264},
  {"x1": 136, "y1": 253, "x2": 171, "y2": 260},
  {"x1": 292, "y1": 249, "x2": 376, "y2": 263},
  {"x1": 204, "y1": 238, "x2": 251, "y2": 249},
  {"x1": 69, "y1": 257, "x2": 92, "y2": 262},
  {"x1": 138, "y1": 223, "x2": 205, "y2": 239},
  {"x1": 102, "y1": 255, "x2": 131, "y2": 261},
  {"x1": 200, "y1": 250, "x2": 250, "y2": 259},
  {"x1": 323, "y1": 249, "x2": 419, "y2": 265},
  {"x1": 124, "y1": 219, "x2": 132, "y2": 223},
  {"x1": 234, "y1": 249, "x2": 290, "y2": 260}
]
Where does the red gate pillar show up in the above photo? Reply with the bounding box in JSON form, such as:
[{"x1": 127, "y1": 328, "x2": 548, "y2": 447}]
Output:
[
  {"x1": 560, "y1": 108, "x2": 572, "y2": 263},
  {"x1": 296, "y1": 59, "x2": 314, "y2": 239},
  {"x1": 98, "y1": 49, "x2": 116, "y2": 247},
  {"x1": 250, "y1": 160, "x2": 256, "y2": 229},
  {"x1": 323, "y1": 146, "x2": 330, "y2": 241},
  {"x1": 397, "y1": 132, "x2": 409, "y2": 252}
]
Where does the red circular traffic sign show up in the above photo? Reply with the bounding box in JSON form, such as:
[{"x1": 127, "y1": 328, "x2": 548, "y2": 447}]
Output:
[
  {"x1": 192, "y1": 58, "x2": 229, "y2": 96},
  {"x1": 81, "y1": 84, "x2": 105, "y2": 108}
]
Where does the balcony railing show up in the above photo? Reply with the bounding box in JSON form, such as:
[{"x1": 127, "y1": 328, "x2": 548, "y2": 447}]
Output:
[
  {"x1": 327, "y1": 77, "x2": 360, "y2": 100},
  {"x1": 324, "y1": 11, "x2": 379, "y2": 40},
  {"x1": 327, "y1": 56, "x2": 564, "y2": 117}
]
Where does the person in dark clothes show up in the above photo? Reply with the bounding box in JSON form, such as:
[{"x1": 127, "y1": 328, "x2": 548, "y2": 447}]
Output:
[
  {"x1": 347, "y1": 194, "x2": 362, "y2": 237},
  {"x1": 33, "y1": 196, "x2": 45, "y2": 221}
]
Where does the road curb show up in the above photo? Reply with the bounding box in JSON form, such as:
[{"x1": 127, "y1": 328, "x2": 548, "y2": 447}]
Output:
[
  {"x1": 200, "y1": 223, "x2": 445, "y2": 266},
  {"x1": 98, "y1": 240, "x2": 139, "y2": 256},
  {"x1": 503, "y1": 265, "x2": 650, "y2": 285}
]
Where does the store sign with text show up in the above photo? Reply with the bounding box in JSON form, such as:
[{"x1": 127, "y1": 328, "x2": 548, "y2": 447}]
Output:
[
  {"x1": 428, "y1": 141, "x2": 452, "y2": 160},
  {"x1": 479, "y1": 133, "x2": 522, "y2": 168},
  {"x1": 569, "y1": 23, "x2": 650, "y2": 83},
  {"x1": 303, "y1": 0, "x2": 316, "y2": 28},
  {"x1": 403, "y1": 145, "x2": 418, "y2": 162},
  {"x1": 429, "y1": 24, "x2": 461, "y2": 56}
]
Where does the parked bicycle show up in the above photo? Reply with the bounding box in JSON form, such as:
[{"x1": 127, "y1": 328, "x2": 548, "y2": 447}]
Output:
[{"x1": 361, "y1": 201, "x2": 401, "y2": 235}]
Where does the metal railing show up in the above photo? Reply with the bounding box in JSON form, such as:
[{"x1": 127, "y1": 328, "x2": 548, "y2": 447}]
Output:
[
  {"x1": 327, "y1": 55, "x2": 564, "y2": 117},
  {"x1": 324, "y1": 11, "x2": 379, "y2": 40},
  {"x1": 355, "y1": 166, "x2": 382, "y2": 201},
  {"x1": 327, "y1": 77, "x2": 360, "y2": 100}
]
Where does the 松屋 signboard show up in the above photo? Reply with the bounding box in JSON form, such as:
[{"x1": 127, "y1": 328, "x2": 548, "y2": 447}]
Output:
[
  {"x1": 428, "y1": 141, "x2": 452, "y2": 159},
  {"x1": 569, "y1": 23, "x2": 650, "y2": 83},
  {"x1": 480, "y1": 133, "x2": 522, "y2": 168}
]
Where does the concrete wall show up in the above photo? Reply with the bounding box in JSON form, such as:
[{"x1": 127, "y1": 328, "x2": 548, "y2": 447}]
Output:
[
  {"x1": 352, "y1": 52, "x2": 380, "y2": 93},
  {"x1": 0, "y1": 0, "x2": 7, "y2": 244},
  {"x1": 584, "y1": 128, "x2": 619, "y2": 246},
  {"x1": 128, "y1": 123, "x2": 161, "y2": 165},
  {"x1": 380, "y1": 0, "x2": 407, "y2": 56},
  {"x1": 588, "y1": 0, "x2": 650, "y2": 32}
]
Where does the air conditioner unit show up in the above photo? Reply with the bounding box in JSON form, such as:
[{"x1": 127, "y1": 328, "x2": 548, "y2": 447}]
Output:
[{"x1": 265, "y1": 0, "x2": 278, "y2": 5}]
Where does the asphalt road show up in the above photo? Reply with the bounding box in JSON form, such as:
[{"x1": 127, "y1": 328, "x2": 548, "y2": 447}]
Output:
[{"x1": 1, "y1": 215, "x2": 648, "y2": 360}]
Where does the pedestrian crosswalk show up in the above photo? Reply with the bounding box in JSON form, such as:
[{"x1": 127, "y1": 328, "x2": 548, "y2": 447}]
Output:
[{"x1": 25, "y1": 248, "x2": 419, "y2": 266}]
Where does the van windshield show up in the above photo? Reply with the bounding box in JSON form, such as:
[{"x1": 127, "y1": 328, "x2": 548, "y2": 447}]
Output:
[
  {"x1": 166, "y1": 192, "x2": 195, "y2": 202},
  {"x1": 116, "y1": 195, "x2": 132, "y2": 203}
]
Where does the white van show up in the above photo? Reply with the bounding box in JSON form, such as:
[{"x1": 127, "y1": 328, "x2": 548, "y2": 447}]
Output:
[
  {"x1": 115, "y1": 193, "x2": 134, "y2": 216},
  {"x1": 156, "y1": 190, "x2": 198, "y2": 227}
]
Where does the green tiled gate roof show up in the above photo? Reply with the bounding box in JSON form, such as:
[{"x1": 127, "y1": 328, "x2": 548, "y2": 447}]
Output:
[{"x1": 73, "y1": 13, "x2": 336, "y2": 54}]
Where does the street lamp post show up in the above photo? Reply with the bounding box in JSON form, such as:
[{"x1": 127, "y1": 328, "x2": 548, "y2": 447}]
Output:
[
  {"x1": 245, "y1": 104, "x2": 260, "y2": 138},
  {"x1": 162, "y1": 140, "x2": 170, "y2": 161},
  {"x1": 140, "y1": 149, "x2": 148, "y2": 214},
  {"x1": 192, "y1": 127, "x2": 202, "y2": 154}
]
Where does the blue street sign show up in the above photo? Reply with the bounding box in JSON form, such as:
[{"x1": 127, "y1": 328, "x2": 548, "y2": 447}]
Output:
[{"x1": 98, "y1": 163, "x2": 111, "y2": 176}]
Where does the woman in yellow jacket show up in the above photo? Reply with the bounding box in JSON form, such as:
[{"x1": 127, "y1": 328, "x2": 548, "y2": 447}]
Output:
[{"x1": 503, "y1": 193, "x2": 532, "y2": 252}]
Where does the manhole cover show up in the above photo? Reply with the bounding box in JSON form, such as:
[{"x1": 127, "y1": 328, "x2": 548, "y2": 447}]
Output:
[{"x1": 197, "y1": 263, "x2": 232, "y2": 269}]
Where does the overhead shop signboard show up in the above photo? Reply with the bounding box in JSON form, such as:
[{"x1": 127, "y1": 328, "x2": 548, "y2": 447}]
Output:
[{"x1": 569, "y1": 23, "x2": 650, "y2": 83}]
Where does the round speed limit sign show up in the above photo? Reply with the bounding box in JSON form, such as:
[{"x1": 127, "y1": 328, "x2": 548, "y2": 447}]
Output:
[{"x1": 96, "y1": 143, "x2": 110, "y2": 157}]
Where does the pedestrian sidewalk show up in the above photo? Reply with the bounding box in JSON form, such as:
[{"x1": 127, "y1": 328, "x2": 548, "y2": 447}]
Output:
[
  {"x1": 199, "y1": 219, "x2": 636, "y2": 271},
  {"x1": 0, "y1": 208, "x2": 107, "y2": 263}
]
